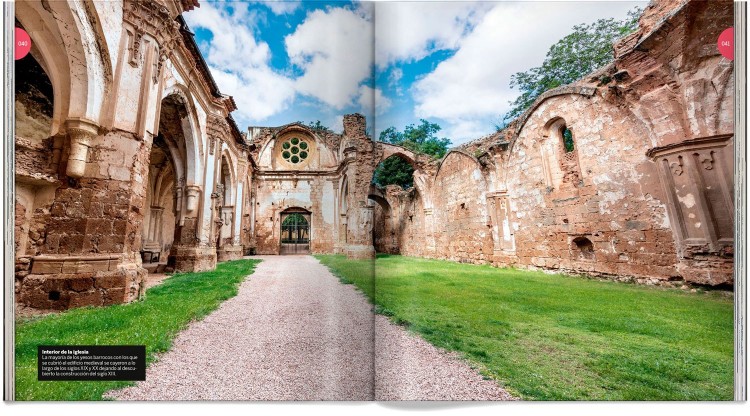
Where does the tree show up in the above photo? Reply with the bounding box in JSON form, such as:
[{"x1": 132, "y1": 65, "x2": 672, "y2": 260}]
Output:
[
  {"x1": 379, "y1": 120, "x2": 451, "y2": 158},
  {"x1": 503, "y1": 7, "x2": 642, "y2": 123},
  {"x1": 373, "y1": 120, "x2": 451, "y2": 188},
  {"x1": 306, "y1": 120, "x2": 332, "y2": 132}
]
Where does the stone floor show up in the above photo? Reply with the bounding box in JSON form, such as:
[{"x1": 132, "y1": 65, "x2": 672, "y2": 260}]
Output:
[{"x1": 106, "y1": 255, "x2": 514, "y2": 401}]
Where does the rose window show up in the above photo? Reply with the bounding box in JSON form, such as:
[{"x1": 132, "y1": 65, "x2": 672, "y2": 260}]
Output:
[{"x1": 281, "y1": 137, "x2": 309, "y2": 164}]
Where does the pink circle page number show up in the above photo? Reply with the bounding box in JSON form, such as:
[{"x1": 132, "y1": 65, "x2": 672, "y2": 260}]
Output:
[
  {"x1": 16, "y1": 27, "x2": 31, "y2": 60},
  {"x1": 717, "y1": 27, "x2": 733, "y2": 61}
]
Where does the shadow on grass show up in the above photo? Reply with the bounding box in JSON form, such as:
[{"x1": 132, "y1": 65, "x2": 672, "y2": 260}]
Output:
[{"x1": 316, "y1": 254, "x2": 734, "y2": 401}]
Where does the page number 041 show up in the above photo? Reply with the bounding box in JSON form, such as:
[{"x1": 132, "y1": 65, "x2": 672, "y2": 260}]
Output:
[
  {"x1": 717, "y1": 27, "x2": 733, "y2": 61},
  {"x1": 16, "y1": 27, "x2": 31, "y2": 60}
]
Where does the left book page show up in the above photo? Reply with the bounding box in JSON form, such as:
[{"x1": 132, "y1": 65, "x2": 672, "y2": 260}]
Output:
[{"x1": 9, "y1": 0, "x2": 377, "y2": 401}]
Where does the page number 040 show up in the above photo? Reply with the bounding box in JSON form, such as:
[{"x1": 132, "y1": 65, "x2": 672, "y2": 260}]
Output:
[{"x1": 16, "y1": 27, "x2": 31, "y2": 60}]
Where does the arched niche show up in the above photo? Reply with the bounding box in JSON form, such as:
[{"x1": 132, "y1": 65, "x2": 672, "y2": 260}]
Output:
[
  {"x1": 15, "y1": 45, "x2": 54, "y2": 143},
  {"x1": 142, "y1": 135, "x2": 178, "y2": 264},
  {"x1": 157, "y1": 87, "x2": 202, "y2": 187}
]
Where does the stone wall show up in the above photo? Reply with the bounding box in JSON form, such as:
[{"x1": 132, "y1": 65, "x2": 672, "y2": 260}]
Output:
[
  {"x1": 432, "y1": 152, "x2": 493, "y2": 264},
  {"x1": 504, "y1": 94, "x2": 679, "y2": 279},
  {"x1": 14, "y1": 0, "x2": 248, "y2": 310},
  {"x1": 376, "y1": 0, "x2": 735, "y2": 287}
]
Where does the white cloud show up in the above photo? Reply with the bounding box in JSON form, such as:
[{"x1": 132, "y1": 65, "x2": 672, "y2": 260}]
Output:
[
  {"x1": 285, "y1": 6, "x2": 374, "y2": 110},
  {"x1": 184, "y1": 2, "x2": 295, "y2": 124},
  {"x1": 374, "y1": 1, "x2": 491, "y2": 67},
  {"x1": 325, "y1": 114, "x2": 345, "y2": 134},
  {"x1": 357, "y1": 85, "x2": 391, "y2": 116},
  {"x1": 210, "y1": 66, "x2": 295, "y2": 121},
  {"x1": 388, "y1": 67, "x2": 403, "y2": 95},
  {"x1": 255, "y1": 1, "x2": 302, "y2": 16},
  {"x1": 412, "y1": 1, "x2": 646, "y2": 142}
]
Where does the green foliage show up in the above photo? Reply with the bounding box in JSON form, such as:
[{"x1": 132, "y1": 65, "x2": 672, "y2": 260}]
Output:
[
  {"x1": 504, "y1": 8, "x2": 642, "y2": 123},
  {"x1": 306, "y1": 120, "x2": 332, "y2": 132},
  {"x1": 562, "y1": 127, "x2": 574, "y2": 152},
  {"x1": 15, "y1": 259, "x2": 260, "y2": 401},
  {"x1": 373, "y1": 120, "x2": 451, "y2": 188},
  {"x1": 316, "y1": 254, "x2": 734, "y2": 400},
  {"x1": 379, "y1": 120, "x2": 451, "y2": 158},
  {"x1": 373, "y1": 157, "x2": 415, "y2": 189},
  {"x1": 281, "y1": 213, "x2": 308, "y2": 226}
]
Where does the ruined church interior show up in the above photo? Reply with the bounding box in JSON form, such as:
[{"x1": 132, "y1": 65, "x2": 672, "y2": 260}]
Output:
[{"x1": 13, "y1": 0, "x2": 736, "y2": 311}]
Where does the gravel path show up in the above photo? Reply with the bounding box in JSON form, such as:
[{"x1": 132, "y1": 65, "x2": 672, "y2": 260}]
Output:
[{"x1": 107, "y1": 255, "x2": 514, "y2": 401}]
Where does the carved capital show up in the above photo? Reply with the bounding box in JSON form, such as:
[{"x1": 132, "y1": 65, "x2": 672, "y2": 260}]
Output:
[
  {"x1": 124, "y1": 0, "x2": 181, "y2": 67},
  {"x1": 185, "y1": 185, "x2": 201, "y2": 212},
  {"x1": 65, "y1": 118, "x2": 100, "y2": 179}
]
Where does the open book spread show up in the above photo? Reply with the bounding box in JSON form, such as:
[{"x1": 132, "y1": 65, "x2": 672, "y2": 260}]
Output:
[{"x1": 7, "y1": 0, "x2": 740, "y2": 403}]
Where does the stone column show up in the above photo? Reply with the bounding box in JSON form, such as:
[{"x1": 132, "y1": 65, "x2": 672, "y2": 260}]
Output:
[
  {"x1": 169, "y1": 184, "x2": 216, "y2": 272},
  {"x1": 346, "y1": 205, "x2": 376, "y2": 259},
  {"x1": 340, "y1": 114, "x2": 377, "y2": 259},
  {"x1": 143, "y1": 206, "x2": 164, "y2": 254}
]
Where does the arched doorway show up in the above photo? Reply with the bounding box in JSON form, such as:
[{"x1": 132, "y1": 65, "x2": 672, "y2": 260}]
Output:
[{"x1": 280, "y1": 208, "x2": 311, "y2": 254}]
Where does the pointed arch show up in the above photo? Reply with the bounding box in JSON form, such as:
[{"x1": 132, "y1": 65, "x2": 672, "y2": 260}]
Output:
[
  {"x1": 156, "y1": 83, "x2": 203, "y2": 186},
  {"x1": 16, "y1": 0, "x2": 112, "y2": 133}
]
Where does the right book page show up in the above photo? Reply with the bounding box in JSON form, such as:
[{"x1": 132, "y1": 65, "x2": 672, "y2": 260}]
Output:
[{"x1": 369, "y1": 0, "x2": 736, "y2": 401}]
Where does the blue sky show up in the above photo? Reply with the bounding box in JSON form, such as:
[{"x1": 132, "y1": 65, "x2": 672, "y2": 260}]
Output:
[{"x1": 185, "y1": 0, "x2": 645, "y2": 145}]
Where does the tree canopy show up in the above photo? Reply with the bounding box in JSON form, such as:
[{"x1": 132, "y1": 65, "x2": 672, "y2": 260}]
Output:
[
  {"x1": 373, "y1": 120, "x2": 451, "y2": 189},
  {"x1": 305, "y1": 120, "x2": 332, "y2": 132},
  {"x1": 503, "y1": 8, "x2": 641, "y2": 123}
]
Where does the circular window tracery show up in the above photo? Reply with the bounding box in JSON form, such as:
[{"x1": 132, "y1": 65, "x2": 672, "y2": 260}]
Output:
[{"x1": 281, "y1": 137, "x2": 310, "y2": 164}]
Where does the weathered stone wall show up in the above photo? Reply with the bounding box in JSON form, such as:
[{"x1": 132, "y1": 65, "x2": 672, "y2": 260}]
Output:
[
  {"x1": 387, "y1": 188, "x2": 426, "y2": 257},
  {"x1": 14, "y1": 0, "x2": 248, "y2": 310},
  {"x1": 252, "y1": 176, "x2": 337, "y2": 255},
  {"x1": 377, "y1": 0, "x2": 735, "y2": 286},
  {"x1": 248, "y1": 123, "x2": 342, "y2": 255},
  {"x1": 431, "y1": 152, "x2": 493, "y2": 264},
  {"x1": 504, "y1": 94, "x2": 678, "y2": 279}
]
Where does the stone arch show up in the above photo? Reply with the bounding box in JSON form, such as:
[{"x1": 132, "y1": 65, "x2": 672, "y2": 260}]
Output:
[
  {"x1": 15, "y1": 46, "x2": 55, "y2": 143},
  {"x1": 279, "y1": 207, "x2": 312, "y2": 255},
  {"x1": 505, "y1": 87, "x2": 595, "y2": 159},
  {"x1": 16, "y1": 0, "x2": 111, "y2": 130},
  {"x1": 215, "y1": 153, "x2": 237, "y2": 248},
  {"x1": 219, "y1": 149, "x2": 237, "y2": 206},
  {"x1": 434, "y1": 149, "x2": 484, "y2": 179},
  {"x1": 159, "y1": 84, "x2": 203, "y2": 187},
  {"x1": 377, "y1": 143, "x2": 419, "y2": 167},
  {"x1": 142, "y1": 136, "x2": 178, "y2": 264},
  {"x1": 372, "y1": 143, "x2": 424, "y2": 195}
]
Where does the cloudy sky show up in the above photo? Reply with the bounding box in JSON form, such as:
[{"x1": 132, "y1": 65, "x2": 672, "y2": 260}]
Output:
[{"x1": 185, "y1": 0, "x2": 645, "y2": 145}]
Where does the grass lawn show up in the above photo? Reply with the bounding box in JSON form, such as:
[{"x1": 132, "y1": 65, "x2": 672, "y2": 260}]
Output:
[
  {"x1": 15, "y1": 259, "x2": 260, "y2": 401},
  {"x1": 316, "y1": 254, "x2": 734, "y2": 400}
]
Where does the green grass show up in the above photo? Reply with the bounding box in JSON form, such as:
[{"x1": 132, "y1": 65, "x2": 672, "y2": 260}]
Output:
[
  {"x1": 315, "y1": 254, "x2": 734, "y2": 401},
  {"x1": 15, "y1": 259, "x2": 260, "y2": 401}
]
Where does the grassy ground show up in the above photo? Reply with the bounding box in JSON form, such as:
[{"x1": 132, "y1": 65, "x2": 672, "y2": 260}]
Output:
[
  {"x1": 15, "y1": 259, "x2": 260, "y2": 401},
  {"x1": 316, "y1": 254, "x2": 734, "y2": 401}
]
